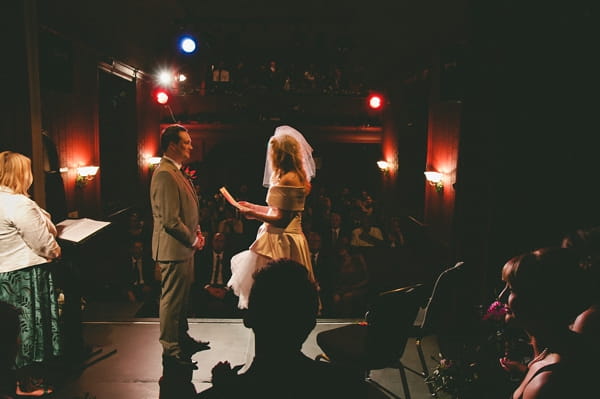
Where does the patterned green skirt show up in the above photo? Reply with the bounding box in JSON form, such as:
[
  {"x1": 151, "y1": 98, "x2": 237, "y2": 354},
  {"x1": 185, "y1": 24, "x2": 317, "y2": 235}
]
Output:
[{"x1": 0, "y1": 264, "x2": 62, "y2": 368}]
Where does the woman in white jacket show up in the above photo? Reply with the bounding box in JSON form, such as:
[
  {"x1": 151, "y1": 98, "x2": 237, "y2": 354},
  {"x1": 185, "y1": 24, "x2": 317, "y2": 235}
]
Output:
[{"x1": 0, "y1": 151, "x2": 62, "y2": 396}]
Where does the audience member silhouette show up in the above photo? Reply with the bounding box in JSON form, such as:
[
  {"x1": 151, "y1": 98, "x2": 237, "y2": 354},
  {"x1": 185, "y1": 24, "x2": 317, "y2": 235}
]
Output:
[
  {"x1": 561, "y1": 226, "x2": 600, "y2": 335},
  {"x1": 321, "y1": 212, "x2": 351, "y2": 253},
  {"x1": 331, "y1": 243, "x2": 370, "y2": 317},
  {"x1": 307, "y1": 231, "x2": 334, "y2": 316},
  {"x1": 118, "y1": 238, "x2": 157, "y2": 303},
  {"x1": 197, "y1": 258, "x2": 367, "y2": 398},
  {"x1": 216, "y1": 207, "x2": 245, "y2": 253},
  {"x1": 350, "y1": 215, "x2": 384, "y2": 248},
  {"x1": 385, "y1": 216, "x2": 406, "y2": 249},
  {"x1": 500, "y1": 226, "x2": 600, "y2": 380},
  {"x1": 500, "y1": 247, "x2": 595, "y2": 399}
]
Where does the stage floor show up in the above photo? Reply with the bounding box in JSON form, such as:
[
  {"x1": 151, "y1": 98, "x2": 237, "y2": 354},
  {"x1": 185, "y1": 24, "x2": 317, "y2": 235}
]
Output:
[{"x1": 52, "y1": 301, "x2": 439, "y2": 398}]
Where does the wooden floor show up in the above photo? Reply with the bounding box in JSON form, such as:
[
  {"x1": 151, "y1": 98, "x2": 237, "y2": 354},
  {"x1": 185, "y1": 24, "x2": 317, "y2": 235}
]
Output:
[{"x1": 49, "y1": 300, "x2": 440, "y2": 399}]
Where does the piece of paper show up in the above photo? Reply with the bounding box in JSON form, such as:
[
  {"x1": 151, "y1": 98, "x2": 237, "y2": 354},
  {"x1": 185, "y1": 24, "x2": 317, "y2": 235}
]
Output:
[
  {"x1": 56, "y1": 218, "x2": 111, "y2": 243},
  {"x1": 219, "y1": 186, "x2": 248, "y2": 211}
]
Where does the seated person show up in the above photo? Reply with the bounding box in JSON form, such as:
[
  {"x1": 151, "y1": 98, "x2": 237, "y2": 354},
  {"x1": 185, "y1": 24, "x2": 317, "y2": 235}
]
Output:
[
  {"x1": 500, "y1": 226, "x2": 600, "y2": 378},
  {"x1": 385, "y1": 216, "x2": 406, "y2": 249},
  {"x1": 331, "y1": 244, "x2": 370, "y2": 318},
  {"x1": 320, "y1": 212, "x2": 351, "y2": 253},
  {"x1": 197, "y1": 258, "x2": 368, "y2": 398},
  {"x1": 350, "y1": 215, "x2": 384, "y2": 248},
  {"x1": 307, "y1": 231, "x2": 334, "y2": 316},
  {"x1": 499, "y1": 247, "x2": 596, "y2": 399},
  {"x1": 561, "y1": 226, "x2": 600, "y2": 335},
  {"x1": 193, "y1": 233, "x2": 237, "y2": 317},
  {"x1": 216, "y1": 207, "x2": 245, "y2": 253},
  {"x1": 119, "y1": 239, "x2": 157, "y2": 303}
]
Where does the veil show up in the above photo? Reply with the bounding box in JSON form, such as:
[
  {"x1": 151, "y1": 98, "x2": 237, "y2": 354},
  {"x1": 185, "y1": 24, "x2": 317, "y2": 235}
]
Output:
[{"x1": 262, "y1": 125, "x2": 316, "y2": 187}]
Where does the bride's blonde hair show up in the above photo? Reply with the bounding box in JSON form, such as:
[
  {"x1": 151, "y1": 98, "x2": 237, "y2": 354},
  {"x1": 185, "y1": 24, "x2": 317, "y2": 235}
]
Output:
[{"x1": 270, "y1": 136, "x2": 311, "y2": 193}]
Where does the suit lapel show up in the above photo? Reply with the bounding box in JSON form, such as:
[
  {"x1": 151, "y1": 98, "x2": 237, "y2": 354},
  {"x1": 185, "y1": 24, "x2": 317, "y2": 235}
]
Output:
[{"x1": 161, "y1": 159, "x2": 198, "y2": 206}]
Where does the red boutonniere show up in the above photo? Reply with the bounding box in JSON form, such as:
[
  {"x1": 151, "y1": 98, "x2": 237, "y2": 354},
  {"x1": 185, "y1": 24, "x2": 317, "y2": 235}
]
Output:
[{"x1": 181, "y1": 166, "x2": 197, "y2": 181}]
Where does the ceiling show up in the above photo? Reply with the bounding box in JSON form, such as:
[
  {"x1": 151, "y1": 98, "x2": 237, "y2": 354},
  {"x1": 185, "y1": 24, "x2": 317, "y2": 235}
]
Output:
[{"x1": 38, "y1": 0, "x2": 469, "y2": 76}]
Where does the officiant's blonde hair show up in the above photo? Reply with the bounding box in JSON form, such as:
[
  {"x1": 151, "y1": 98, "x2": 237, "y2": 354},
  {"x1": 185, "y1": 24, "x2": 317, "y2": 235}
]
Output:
[{"x1": 0, "y1": 151, "x2": 33, "y2": 196}]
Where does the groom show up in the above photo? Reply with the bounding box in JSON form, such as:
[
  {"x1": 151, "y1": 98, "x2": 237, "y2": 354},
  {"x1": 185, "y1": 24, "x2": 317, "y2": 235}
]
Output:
[{"x1": 150, "y1": 124, "x2": 209, "y2": 370}]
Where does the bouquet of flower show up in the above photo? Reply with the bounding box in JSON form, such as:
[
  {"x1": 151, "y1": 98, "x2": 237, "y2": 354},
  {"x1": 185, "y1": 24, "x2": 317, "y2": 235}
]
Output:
[{"x1": 425, "y1": 354, "x2": 479, "y2": 399}]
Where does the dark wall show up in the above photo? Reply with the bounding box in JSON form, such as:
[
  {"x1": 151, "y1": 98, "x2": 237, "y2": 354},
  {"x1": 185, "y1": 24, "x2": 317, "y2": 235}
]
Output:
[
  {"x1": 0, "y1": 2, "x2": 32, "y2": 154},
  {"x1": 455, "y1": 1, "x2": 597, "y2": 298}
]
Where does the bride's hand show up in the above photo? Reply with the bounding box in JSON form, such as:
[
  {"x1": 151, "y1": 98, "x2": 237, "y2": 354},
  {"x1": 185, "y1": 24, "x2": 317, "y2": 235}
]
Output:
[
  {"x1": 238, "y1": 206, "x2": 256, "y2": 220},
  {"x1": 238, "y1": 201, "x2": 252, "y2": 209}
]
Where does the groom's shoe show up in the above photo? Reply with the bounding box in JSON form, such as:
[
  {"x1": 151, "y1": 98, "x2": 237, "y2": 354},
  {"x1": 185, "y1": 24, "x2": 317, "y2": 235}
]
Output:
[
  {"x1": 163, "y1": 354, "x2": 198, "y2": 370},
  {"x1": 182, "y1": 336, "x2": 211, "y2": 355}
]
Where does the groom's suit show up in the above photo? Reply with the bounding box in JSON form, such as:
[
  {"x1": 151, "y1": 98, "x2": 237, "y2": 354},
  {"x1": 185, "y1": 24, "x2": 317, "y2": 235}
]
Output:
[{"x1": 150, "y1": 157, "x2": 200, "y2": 358}]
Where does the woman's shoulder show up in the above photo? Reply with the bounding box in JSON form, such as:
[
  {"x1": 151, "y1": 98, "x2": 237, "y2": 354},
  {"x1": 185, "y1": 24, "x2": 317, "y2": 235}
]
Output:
[
  {"x1": 0, "y1": 189, "x2": 32, "y2": 207},
  {"x1": 278, "y1": 171, "x2": 303, "y2": 186}
]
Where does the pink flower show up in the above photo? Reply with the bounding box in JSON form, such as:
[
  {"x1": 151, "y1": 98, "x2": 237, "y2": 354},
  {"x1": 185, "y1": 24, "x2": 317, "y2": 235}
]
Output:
[{"x1": 483, "y1": 300, "x2": 508, "y2": 321}]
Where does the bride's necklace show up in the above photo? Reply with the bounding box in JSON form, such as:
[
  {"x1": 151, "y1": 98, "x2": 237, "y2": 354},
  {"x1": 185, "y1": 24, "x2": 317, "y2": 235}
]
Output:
[{"x1": 528, "y1": 348, "x2": 549, "y2": 367}]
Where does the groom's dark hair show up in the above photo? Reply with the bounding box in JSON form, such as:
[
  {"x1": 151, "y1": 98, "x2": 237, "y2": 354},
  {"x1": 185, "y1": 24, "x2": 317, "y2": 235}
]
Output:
[{"x1": 160, "y1": 124, "x2": 187, "y2": 153}]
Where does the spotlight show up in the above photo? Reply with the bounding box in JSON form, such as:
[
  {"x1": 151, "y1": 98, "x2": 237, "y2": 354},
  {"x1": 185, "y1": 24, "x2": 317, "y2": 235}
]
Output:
[
  {"x1": 368, "y1": 94, "x2": 383, "y2": 110},
  {"x1": 155, "y1": 90, "x2": 169, "y2": 105},
  {"x1": 179, "y1": 35, "x2": 197, "y2": 54},
  {"x1": 158, "y1": 71, "x2": 173, "y2": 86}
]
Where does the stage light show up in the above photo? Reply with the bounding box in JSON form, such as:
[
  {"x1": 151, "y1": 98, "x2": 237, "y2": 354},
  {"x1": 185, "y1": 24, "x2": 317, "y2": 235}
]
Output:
[
  {"x1": 368, "y1": 94, "x2": 383, "y2": 110},
  {"x1": 155, "y1": 90, "x2": 169, "y2": 105},
  {"x1": 179, "y1": 35, "x2": 197, "y2": 54},
  {"x1": 158, "y1": 71, "x2": 173, "y2": 86}
]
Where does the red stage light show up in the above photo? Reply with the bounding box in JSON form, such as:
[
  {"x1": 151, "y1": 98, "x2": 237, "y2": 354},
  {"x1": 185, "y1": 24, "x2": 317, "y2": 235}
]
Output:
[
  {"x1": 368, "y1": 94, "x2": 383, "y2": 110},
  {"x1": 155, "y1": 90, "x2": 169, "y2": 105}
]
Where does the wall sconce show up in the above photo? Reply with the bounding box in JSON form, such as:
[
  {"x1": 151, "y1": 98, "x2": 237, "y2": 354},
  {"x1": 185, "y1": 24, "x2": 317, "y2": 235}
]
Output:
[
  {"x1": 148, "y1": 156, "x2": 161, "y2": 169},
  {"x1": 76, "y1": 166, "x2": 99, "y2": 188},
  {"x1": 377, "y1": 160, "x2": 390, "y2": 174},
  {"x1": 424, "y1": 171, "x2": 444, "y2": 193}
]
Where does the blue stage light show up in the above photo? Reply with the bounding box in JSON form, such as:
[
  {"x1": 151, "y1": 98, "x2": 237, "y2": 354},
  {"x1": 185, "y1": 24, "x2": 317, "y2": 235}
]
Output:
[{"x1": 179, "y1": 36, "x2": 197, "y2": 54}]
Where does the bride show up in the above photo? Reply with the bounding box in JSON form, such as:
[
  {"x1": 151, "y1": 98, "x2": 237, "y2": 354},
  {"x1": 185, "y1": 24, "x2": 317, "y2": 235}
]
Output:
[{"x1": 227, "y1": 125, "x2": 316, "y2": 309}]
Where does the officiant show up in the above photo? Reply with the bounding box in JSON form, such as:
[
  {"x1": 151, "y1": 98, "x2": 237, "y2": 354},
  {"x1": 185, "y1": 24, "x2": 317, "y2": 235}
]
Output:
[{"x1": 0, "y1": 151, "x2": 62, "y2": 396}]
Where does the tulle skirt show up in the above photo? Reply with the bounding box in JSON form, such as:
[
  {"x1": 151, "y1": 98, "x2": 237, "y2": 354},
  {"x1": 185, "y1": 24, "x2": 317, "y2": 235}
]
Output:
[
  {"x1": 228, "y1": 250, "x2": 270, "y2": 309},
  {"x1": 228, "y1": 218, "x2": 313, "y2": 309}
]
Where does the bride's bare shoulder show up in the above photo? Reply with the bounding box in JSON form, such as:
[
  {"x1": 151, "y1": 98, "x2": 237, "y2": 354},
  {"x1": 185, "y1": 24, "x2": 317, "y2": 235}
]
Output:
[{"x1": 278, "y1": 172, "x2": 302, "y2": 186}]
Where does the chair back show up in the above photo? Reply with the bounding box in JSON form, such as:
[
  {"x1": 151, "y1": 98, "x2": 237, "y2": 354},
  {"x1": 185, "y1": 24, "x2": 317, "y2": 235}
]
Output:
[{"x1": 365, "y1": 283, "x2": 425, "y2": 368}]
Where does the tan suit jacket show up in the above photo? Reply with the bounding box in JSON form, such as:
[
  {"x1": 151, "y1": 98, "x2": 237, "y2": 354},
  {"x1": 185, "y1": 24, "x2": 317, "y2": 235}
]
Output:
[{"x1": 150, "y1": 158, "x2": 199, "y2": 262}]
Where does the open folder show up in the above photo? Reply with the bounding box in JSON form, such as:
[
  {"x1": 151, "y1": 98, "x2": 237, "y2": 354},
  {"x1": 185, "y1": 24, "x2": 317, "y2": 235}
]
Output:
[
  {"x1": 56, "y1": 218, "x2": 111, "y2": 244},
  {"x1": 219, "y1": 186, "x2": 249, "y2": 212}
]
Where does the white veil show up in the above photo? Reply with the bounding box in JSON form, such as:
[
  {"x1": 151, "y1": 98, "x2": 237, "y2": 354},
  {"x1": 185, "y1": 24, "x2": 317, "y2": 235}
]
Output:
[{"x1": 262, "y1": 125, "x2": 316, "y2": 187}]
